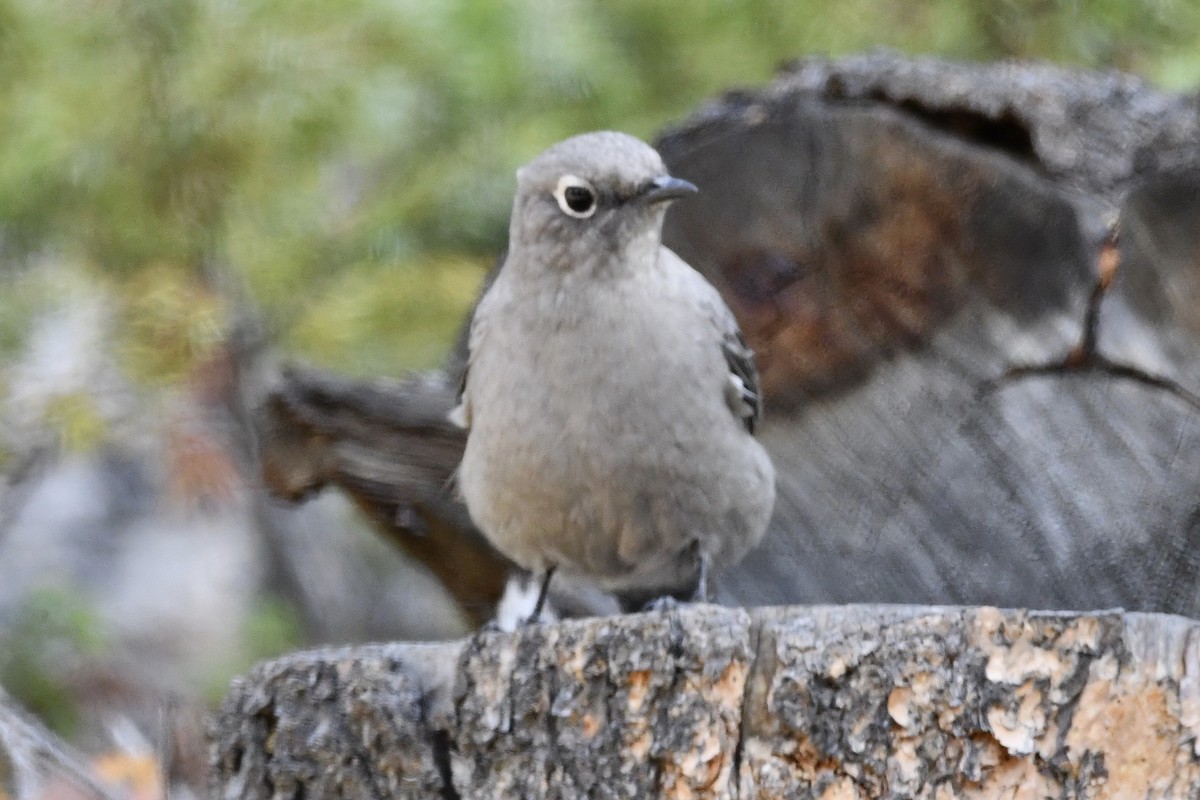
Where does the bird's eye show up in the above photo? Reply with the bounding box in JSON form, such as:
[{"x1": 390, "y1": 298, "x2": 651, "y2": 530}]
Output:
[{"x1": 554, "y1": 175, "x2": 597, "y2": 218}]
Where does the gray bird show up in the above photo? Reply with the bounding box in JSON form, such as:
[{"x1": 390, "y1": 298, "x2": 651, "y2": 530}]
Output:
[{"x1": 450, "y1": 131, "x2": 775, "y2": 618}]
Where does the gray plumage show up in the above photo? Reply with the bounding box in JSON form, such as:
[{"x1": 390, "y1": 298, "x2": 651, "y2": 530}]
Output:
[{"x1": 451, "y1": 131, "x2": 775, "y2": 602}]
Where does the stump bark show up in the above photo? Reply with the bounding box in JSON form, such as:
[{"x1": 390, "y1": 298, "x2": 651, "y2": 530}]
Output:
[{"x1": 210, "y1": 605, "x2": 1200, "y2": 798}]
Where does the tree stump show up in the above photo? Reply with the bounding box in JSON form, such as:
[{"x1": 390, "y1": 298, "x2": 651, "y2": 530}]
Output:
[{"x1": 210, "y1": 605, "x2": 1200, "y2": 798}]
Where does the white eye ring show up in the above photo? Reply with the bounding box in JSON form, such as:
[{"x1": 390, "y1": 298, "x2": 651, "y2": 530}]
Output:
[{"x1": 554, "y1": 174, "x2": 597, "y2": 218}]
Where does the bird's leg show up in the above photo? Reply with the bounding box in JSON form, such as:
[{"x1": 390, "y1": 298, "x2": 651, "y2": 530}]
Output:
[
  {"x1": 639, "y1": 544, "x2": 711, "y2": 613},
  {"x1": 690, "y1": 548, "x2": 711, "y2": 603},
  {"x1": 527, "y1": 565, "x2": 557, "y2": 624},
  {"x1": 640, "y1": 595, "x2": 681, "y2": 614}
]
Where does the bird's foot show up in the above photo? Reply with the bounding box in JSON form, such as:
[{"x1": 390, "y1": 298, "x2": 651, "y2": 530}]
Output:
[
  {"x1": 640, "y1": 595, "x2": 683, "y2": 614},
  {"x1": 635, "y1": 550, "x2": 713, "y2": 614},
  {"x1": 693, "y1": 550, "x2": 712, "y2": 602},
  {"x1": 519, "y1": 605, "x2": 555, "y2": 627},
  {"x1": 488, "y1": 566, "x2": 560, "y2": 630}
]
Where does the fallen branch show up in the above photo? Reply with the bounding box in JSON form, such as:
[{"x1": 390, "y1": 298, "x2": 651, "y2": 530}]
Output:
[{"x1": 0, "y1": 687, "x2": 122, "y2": 800}]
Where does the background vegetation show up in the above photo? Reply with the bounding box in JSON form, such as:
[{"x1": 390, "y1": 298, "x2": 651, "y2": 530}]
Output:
[{"x1": 2, "y1": 0, "x2": 1199, "y2": 390}]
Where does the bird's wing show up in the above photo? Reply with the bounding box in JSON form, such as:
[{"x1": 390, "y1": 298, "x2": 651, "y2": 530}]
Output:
[
  {"x1": 661, "y1": 248, "x2": 763, "y2": 434},
  {"x1": 448, "y1": 256, "x2": 508, "y2": 431},
  {"x1": 448, "y1": 307, "x2": 490, "y2": 429},
  {"x1": 447, "y1": 301, "x2": 488, "y2": 431},
  {"x1": 720, "y1": 328, "x2": 762, "y2": 434}
]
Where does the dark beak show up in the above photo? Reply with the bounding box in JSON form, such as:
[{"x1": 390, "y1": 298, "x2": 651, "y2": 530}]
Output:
[{"x1": 640, "y1": 175, "x2": 699, "y2": 204}]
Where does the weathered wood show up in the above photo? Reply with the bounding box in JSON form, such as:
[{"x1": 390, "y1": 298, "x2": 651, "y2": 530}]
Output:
[
  {"x1": 658, "y1": 54, "x2": 1200, "y2": 614},
  {"x1": 257, "y1": 368, "x2": 506, "y2": 623},
  {"x1": 209, "y1": 605, "x2": 1200, "y2": 798},
  {"x1": 256, "y1": 53, "x2": 1200, "y2": 620}
]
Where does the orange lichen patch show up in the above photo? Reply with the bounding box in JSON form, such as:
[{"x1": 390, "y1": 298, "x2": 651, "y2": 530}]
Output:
[
  {"x1": 700, "y1": 745, "x2": 725, "y2": 788},
  {"x1": 1179, "y1": 642, "x2": 1200, "y2": 755},
  {"x1": 933, "y1": 783, "x2": 961, "y2": 800},
  {"x1": 629, "y1": 730, "x2": 652, "y2": 760},
  {"x1": 774, "y1": 734, "x2": 842, "y2": 781},
  {"x1": 627, "y1": 669, "x2": 652, "y2": 712},
  {"x1": 984, "y1": 634, "x2": 1074, "y2": 686},
  {"x1": 817, "y1": 775, "x2": 863, "y2": 799},
  {"x1": 974, "y1": 611, "x2": 1102, "y2": 700},
  {"x1": 1052, "y1": 615, "x2": 1102, "y2": 652},
  {"x1": 668, "y1": 659, "x2": 748, "y2": 794},
  {"x1": 824, "y1": 656, "x2": 849, "y2": 681},
  {"x1": 985, "y1": 705, "x2": 1032, "y2": 756},
  {"x1": 563, "y1": 646, "x2": 589, "y2": 681},
  {"x1": 890, "y1": 737, "x2": 922, "y2": 786},
  {"x1": 662, "y1": 780, "x2": 697, "y2": 800},
  {"x1": 739, "y1": 735, "x2": 860, "y2": 800},
  {"x1": 972, "y1": 606, "x2": 1006, "y2": 638},
  {"x1": 986, "y1": 679, "x2": 1047, "y2": 756},
  {"x1": 887, "y1": 685, "x2": 914, "y2": 729},
  {"x1": 936, "y1": 704, "x2": 962, "y2": 731},
  {"x1": 655, "y1": 663, "x2": 746, "y2": 799},
  {"x1": 668, "y1": 728, "x2": 726, "y2": 791},
  {"x1": 1034, "y1": 714, "x2": 1061, "y2": 761},
  {"x1": 886, "y1": 669, "x2": 952, "y2": 740},
  {"x1": 659, "y1": 734, "x2": 729, "y2": 799},
  {"x1": 959, "y1": 753, "x2": 1058, "y2": 800},
  {"x1": 1064, "y1": 663, "x2": 1199, "y2": 798},
  {"x1": 908, "y1": 670, "x2": 939, "y2": 697},
  {"x1": 712, "y1": 662, "x2": 748, "y2": 708},
  {"x1": 579, "y1": 712, "x2": 601, "y2": 739},
  {"x1": 694, "y1": 728, "x2": 724, "y2": 769},
  {"x1": 967, "y1": 730, "x2": 1007, "y2": 772}
]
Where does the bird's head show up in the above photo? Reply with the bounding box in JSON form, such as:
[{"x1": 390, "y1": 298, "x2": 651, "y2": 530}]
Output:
[{"x1": 507, "y1": 131, "x2": 697, "y2": 275}]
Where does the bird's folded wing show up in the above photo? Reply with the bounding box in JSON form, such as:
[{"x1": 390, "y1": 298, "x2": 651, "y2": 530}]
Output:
[{"x1": 660, "y1": 247, "x2": 762, "y2": 434}]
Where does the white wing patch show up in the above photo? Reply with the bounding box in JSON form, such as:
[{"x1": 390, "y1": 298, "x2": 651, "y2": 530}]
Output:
[
  {"x1": 447, "y1": 398, "x2": 470, "y2": 429},
  {"x1": 725, "y1": 373, "x2": 755, "y2": 421}
]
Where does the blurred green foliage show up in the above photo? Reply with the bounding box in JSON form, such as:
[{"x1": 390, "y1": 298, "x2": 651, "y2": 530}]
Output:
[
  {"x1": 0, "y1": 584, "x2": 305, "y2": 737},
  {"x1": 0, "y1": 0, "x2": 1198, "y2": 381},
  {"x1": 202, "y1": 593, "x2": 305, "y2": 704},
  {"x1": 42, "y1": 391, "x2": 109, "y2": 452},
  {"x1": 0, "y1": 586, "x2": 109, "y2": 737}
]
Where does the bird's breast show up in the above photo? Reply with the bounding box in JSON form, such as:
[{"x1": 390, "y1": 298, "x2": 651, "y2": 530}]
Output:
[{"x1": 459, "y1": 272, "x2": 773, "y2": 588}]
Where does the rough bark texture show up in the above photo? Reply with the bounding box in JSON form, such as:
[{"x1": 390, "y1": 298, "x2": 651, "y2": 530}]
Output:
[
  {"x1": 256, "y1": 53, "x2": 1200, "y2": 621},
  {"x1": 257, "y1": 369, "x2": 504, "y2": 624},
  {"x1": 210, "y1": 604, "x2": 1200, "y2": 798}
]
